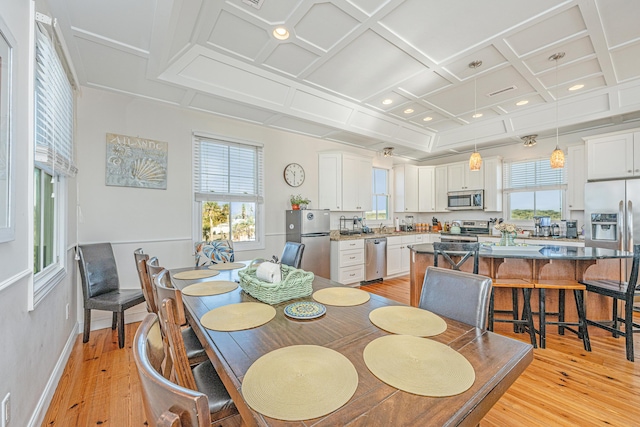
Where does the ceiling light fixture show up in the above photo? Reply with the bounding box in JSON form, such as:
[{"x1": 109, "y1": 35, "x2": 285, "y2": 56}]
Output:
[
  {"x1": 382, "y1": 147, "x2": 394, "y2": 157},
  {"x1": 382, "y1": 99, "x2": 393, "y2": 105},
  {"x1": 549, "y1": 52, "x2": 565, "y2": 169},
  {"x1": 468, "y1": 60, "x2": 483, "y2": 171},
  {"x1": 522, "y1": 134, "x2": 538, "y2": 147},
  {"x1": 404, "y1": 108, "x2": 414, "y2": 114},
  {"x1": 422, "y1": 116, "x2": 433, "y2": 121},
  {"x1": 272, "y1": 27, "x2": 290, "y2": 40},
  {"x1": 516, "y1": 100, "x2": 529, "y2": 106},
  {"x1": 568, "y1": 84, "x2": 584, "y2": 91}
]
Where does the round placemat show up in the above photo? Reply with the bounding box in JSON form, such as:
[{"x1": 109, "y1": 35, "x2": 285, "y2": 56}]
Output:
[
  {"x1": 208, "y1": 262, "x2": 246, "y2": 270},
  {"x1": 173, "y1": 269, "x2": 220, "y2": 280},
  {"x1": 242, "y1": 345, "x2": 358, "y2": 421},
  {"x1": 200, "y1": 302, "x2": 276, "y2": 331},
  {"x1": 369, "y1": 306, "x2": 447, "y2": 337},
  {"x1": 181, "y1": 280, "x2": 238, "y2": 297},
  {"x1": 312, "y1": 287, "x2": 370, "y2": 306},
  {"x1": 363, "y1": 335, "x2": 475, "y2": 397}
]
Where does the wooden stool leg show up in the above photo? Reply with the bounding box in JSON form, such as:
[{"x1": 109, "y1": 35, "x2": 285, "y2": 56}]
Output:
[
  {"x1": 522, "y1": 288, "x2": 538, "y2": 348},
  {"x1": 573, "y1": 289, "x2": 591, "y2": 352},
  {"x1": 558, "y1": 289, "x2": 565, "y2": 335},
  {"x1": 539, "y1": 288, "x2": 546, "y2": 349}
]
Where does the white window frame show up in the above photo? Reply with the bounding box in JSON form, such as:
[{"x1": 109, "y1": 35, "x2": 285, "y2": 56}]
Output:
[
  {"x1": 192, "y1": 132, "x2": 265, "y2": 251},
  {"x1": 367, "y1": 167, "x2": 390, "y2": 223},
  {"x1": 30, "y1": 19, "x2": 76, "y2": 308},
  {"x1": 502, "y1": 157, "x2": 567, "y2": 227}
]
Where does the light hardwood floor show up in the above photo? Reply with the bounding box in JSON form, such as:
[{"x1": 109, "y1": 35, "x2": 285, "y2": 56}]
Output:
[{"x1": 43, "y1": 276, "x2": 640, "y2": 426}]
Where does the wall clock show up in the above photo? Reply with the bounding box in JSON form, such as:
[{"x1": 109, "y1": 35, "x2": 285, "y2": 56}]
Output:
[{"x1": 283, "y1": 163, "x2": 305, "y2": 187}]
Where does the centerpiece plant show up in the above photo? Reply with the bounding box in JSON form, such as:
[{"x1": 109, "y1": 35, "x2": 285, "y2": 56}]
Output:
[{"x1": 494, "y1": 222, "x2": 521, "y2": 246}]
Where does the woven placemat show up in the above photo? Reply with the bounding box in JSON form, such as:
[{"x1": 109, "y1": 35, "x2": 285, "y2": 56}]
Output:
[
  {"x1": 312, "y1": 287, "x2": 370, "y2": 306},
  {"x1": 173, "y1": 269, "x2": 220, "y2": 280},
  {"x1": 200, "y1": 302, "x2": 276, "y2": 331},
  {"x1": 208, "y1": 262, "x2": 246, "y2": 270},
  {"x1": 369, "y1": 306, "x2": 447, "y2": 337},
  {"x1": 242, "y1": 345, "x2": 358, "y2": 421},
  {"x1": 181, "y1": 280, "x2": 238, "y2": 297},
  {"x1": 363, "y1": 335, "x2": 475, "y2": 397}
]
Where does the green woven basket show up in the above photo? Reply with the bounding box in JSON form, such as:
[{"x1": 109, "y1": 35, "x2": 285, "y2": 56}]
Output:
[{"x1": 238, "y1": 262, "x2": 314, "y2": 305}]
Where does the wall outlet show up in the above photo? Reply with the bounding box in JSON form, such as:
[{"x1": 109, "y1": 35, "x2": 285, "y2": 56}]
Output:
[
  {"x1": 1, "y1": 392, "x2": 10, "y2": 427},
  {"x1": 66, "y1": 303, "x2": 70, "y2": 320}
]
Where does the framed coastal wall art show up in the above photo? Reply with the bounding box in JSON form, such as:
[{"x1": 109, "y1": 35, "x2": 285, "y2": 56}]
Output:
[
  {"x1": 0, "y1": 21, "x2": 15, "y2": 243},
  {"x1": 105, "y1": 133, "x2": 168, "y2": 190}
]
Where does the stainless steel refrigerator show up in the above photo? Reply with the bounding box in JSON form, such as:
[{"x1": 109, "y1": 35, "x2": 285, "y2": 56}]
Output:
[
  {"x1": 286, "y1": 209, "x2": 331, "y2": 278},
  {"x1": 584, "y1": 179, "x2": 640, "y2": 278}
]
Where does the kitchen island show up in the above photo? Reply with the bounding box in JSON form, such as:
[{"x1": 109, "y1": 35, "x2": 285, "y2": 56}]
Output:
[{"x1": 409, "y1": 243, "x2": 633, "y2": 326}]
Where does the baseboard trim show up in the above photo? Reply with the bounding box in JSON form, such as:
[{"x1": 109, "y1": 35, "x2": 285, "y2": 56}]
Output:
[{"x1": 28, "y1": 321, "x2": 79, "y2": 427}]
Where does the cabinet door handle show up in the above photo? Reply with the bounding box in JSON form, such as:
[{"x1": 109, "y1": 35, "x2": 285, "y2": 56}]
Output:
[{"x1": 629, "y1": 170, "x2": 633, "y2": 173}]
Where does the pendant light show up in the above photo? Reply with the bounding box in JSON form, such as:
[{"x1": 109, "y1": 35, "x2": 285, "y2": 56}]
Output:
[
  {"x1": 549, "y1": 52, "x2": 565, "y2": 169},
  {"x1": 468, "y1": 60, "x2": 482, "y2": 171}
]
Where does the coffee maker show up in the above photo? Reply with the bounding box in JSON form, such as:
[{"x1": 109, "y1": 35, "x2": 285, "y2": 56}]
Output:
[
  {"x1": 540, "y1": 216, "x2": 551, "y2": 237},
  {"x1": 566, "y1": 220, "x2": 578, "y2": 239}
]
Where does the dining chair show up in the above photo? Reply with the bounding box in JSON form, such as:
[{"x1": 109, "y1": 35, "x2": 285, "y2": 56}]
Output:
[
  {"x1": 280, "y1": 241, "x2": 305, "y2": 269},
  {"x1": 77, "y1": 243, "x2": 146, "y2": 348},
  {"x1": 194, "y1": 240, "x2": 235, "y2": 266},
  {"x1": 153, "y1": 268, "x2": 208, "y2": 367},
  {"x1": 134, "y1": 248, "x2": 157, "y2": 313},
  {"x1": 432, "y1": 242, "x2": 480, "y2": 274},
  {"x1": 157, "y1": 290, "x2": 237, "y2": 423},
  {"x1": 579, "y1": 244, "x2": 640, "y2": 361},
  {"x1": 133, "y1": 313, "x2": 212, "y2": 427},
  {"x1": 419, "y1": 266, "x2": 492, "y2": 329}
]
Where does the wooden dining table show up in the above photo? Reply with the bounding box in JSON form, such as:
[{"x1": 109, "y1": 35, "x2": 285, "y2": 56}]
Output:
[{"x1": 171, "y1": 264, "x2": 533, "y2": 427}]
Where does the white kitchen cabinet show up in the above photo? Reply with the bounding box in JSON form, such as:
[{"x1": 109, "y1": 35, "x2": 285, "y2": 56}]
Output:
[
  {"x1": 330, "y1": 239, "x2": 365, "y2": 285},
  {"x1": 318, "y1": 152, "x2": 372, "y2": 211},
  {"x1": 567, "y1": 144, "x2": 585, "y2": 210},
  {"x1": 447, "y1": 161, "x2": 484, "y2": 191},
  {"x1": 434, "y1": 166, "x2": 448, "y2": 212},
  {"x1": 394, "y1": 164, "x2": 419, "y2": 212},
  {"x1": 483, "y1": 156, "x2": 502, "y2": 212},
  {"x1": 586, "y1": 131, "x2": 640, "y2": 181},
  {"x1": 418, "y1": 166, "x2": 436, "y2": 212},
  {"x1": 386, "y1": 235, "x2": 415, "y2": 276}
]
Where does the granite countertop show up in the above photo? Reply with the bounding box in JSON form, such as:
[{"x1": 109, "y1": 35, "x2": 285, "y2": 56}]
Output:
[{"x1": 329, "y1": 229, "x2": 585, "y2": 243}]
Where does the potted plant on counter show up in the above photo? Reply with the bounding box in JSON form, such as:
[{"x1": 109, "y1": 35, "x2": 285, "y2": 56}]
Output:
[{"x1": 290, "y1": 194, "x2": 310, "y2": 210}]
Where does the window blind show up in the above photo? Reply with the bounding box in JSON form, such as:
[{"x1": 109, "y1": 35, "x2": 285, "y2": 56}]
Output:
[
  {"x1": 34, "y1": 23, "x2": 76, "y2": 177},
  {"x1": 503, "y1": 158, "x2": 564, "y2": 190},
  {"x1": 193, "y1": 136, "x2": 264, "y2": 203}
]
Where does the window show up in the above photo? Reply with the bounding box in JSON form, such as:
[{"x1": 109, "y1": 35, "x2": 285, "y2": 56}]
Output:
[
  {"x1": 193, "y1": 134, "x2": 263, "y2": 250},
  {"x1": 366, "y1": 168, "x2": 389, "y2": 221},
  {"x1": 503, "y1": 158, "x2": 565, "y2": 221},
  {"x1": 32, "y1": 22, "x2": 76, "y2": 305}
]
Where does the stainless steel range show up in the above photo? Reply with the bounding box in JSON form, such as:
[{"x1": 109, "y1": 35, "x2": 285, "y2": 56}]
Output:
[{"x1": 440, "y1": 220, "x2": 490, "y2": 243}]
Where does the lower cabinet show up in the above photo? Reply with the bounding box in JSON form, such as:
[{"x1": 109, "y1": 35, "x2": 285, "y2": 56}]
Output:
[
  {"x1": 386, "y1": 235, "x2": 416, "y2": 276},
  {"x1": 330, "y1": 239, "x2": 364, "y2": 285}
]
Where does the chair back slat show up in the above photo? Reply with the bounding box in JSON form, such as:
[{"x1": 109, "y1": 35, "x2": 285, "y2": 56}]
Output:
[
  {"x1": 134, "y1": 249, "x2": 157, "y2": 313},
  {"x1": 433, "y1": 242, "x2": 480, "y2": 274},
  {"x1": 133, "y1": 313, "x2": 210, "y2": 427},
  {"x1": 77, "y1": 243, "x2": 120, "y2": 299},
  {"x1": 419, "y1": 266, "x2": 492, "y2": 329},
  {"x1": 155, "y1": 269, "x2": 187, "y2": 325},
  {"x1": 158, "y1": 297, "x2": 198, "y2": 391},
  {"x1": 281, "y1": 242, "x2": 305, "y2": 269},
  {"x1": 147, "y1": 259, "x2": 164, "y2": 313}
]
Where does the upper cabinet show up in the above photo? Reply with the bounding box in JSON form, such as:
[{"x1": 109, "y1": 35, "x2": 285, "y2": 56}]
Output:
[
  {"x1": 483, "y1": 157, "x2": 502, "y2": 212},
  {"x1": 434, "y1": 166, "x2": 448, "y2": 212},
  {"x1": 394, "y1": 164, "x2": 419, "y2": 212},
  {"x1": 418, "y1": 166, "x2": 436, "y2": 212},
  {"x1": 447, "y1": 161, "x2": 484, "y2": 191},
  {"x1": 318, "y1": 152, "x2": 372, "y2": 211},
  {"x1": 586, "y1": 131, "x2": 640, "y2": 181},
  {"x1": 567, "y1": 144, "x2": 585, "y2": 210}
]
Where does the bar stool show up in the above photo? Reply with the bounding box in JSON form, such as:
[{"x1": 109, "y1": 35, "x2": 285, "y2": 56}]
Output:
[
  {"x1": 531, "y1": 279, "x2": 591, "y2": 351},
  {"x1": 488, "y1": 278, "x2": 537, "y2": 348}
]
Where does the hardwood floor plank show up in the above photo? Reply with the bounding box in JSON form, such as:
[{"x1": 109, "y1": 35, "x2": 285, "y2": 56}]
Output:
[{"x1": 43, "y1": 277, "x2": 640, "y2": 426}]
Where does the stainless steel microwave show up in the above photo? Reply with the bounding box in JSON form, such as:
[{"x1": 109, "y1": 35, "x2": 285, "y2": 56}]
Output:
[{"x1": 447, "y1": 190, "x2": 484, "y2": 210}]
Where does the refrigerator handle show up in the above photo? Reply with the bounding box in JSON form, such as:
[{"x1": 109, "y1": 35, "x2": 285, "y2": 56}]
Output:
[
  {"x1": 628, "y1": 200, "x2": 633, "y2": 252},
  {"x1": 618, "y1": 201, "x2": 624, "y2": 251}
]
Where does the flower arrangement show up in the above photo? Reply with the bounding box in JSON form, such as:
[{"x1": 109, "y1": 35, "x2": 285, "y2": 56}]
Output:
[{"x1": 494, "y1": 222, "x2": 521, "y2": 233}]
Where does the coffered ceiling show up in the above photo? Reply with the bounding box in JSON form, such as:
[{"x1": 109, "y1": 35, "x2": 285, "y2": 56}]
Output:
[{"x1": 47, "y1": 0, "x2": 640, "y2": 160}]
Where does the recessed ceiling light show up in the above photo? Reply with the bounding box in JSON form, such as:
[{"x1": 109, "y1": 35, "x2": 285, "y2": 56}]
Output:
[
  {"x1": 273, "y1": 27, "x2": 289, "y2": 40},
  {"x1": 568, "y1": 84, "x2": 584, "y2": 91},
  {"x1": 516, "y1": 100, "x2": 529, "y2": 106},
  {"x1": 423, "y1": 116, "x2": 433, "y2": 121},
  {"x1": 403, "y1": 108, "x2": 414, "y2": 114},
  {"x1": 472, "y1": 113, "x2": 483, "y2": 118},
  {"x1": 382, "y1": 99, "x2": 393, "y2": 105}
]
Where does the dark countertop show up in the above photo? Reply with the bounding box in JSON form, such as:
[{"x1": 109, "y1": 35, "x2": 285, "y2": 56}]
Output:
[
  {"x1": 409, "y1": 243, "x2": 632, "y2": 260},
  {"x1": 330, "y1": 229, "x2": 585, "y2": 243}
]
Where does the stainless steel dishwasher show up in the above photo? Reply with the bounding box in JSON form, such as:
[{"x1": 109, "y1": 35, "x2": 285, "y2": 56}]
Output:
[{"x1": 364, "y1": 237, "x2": 387, "y2": 283}]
